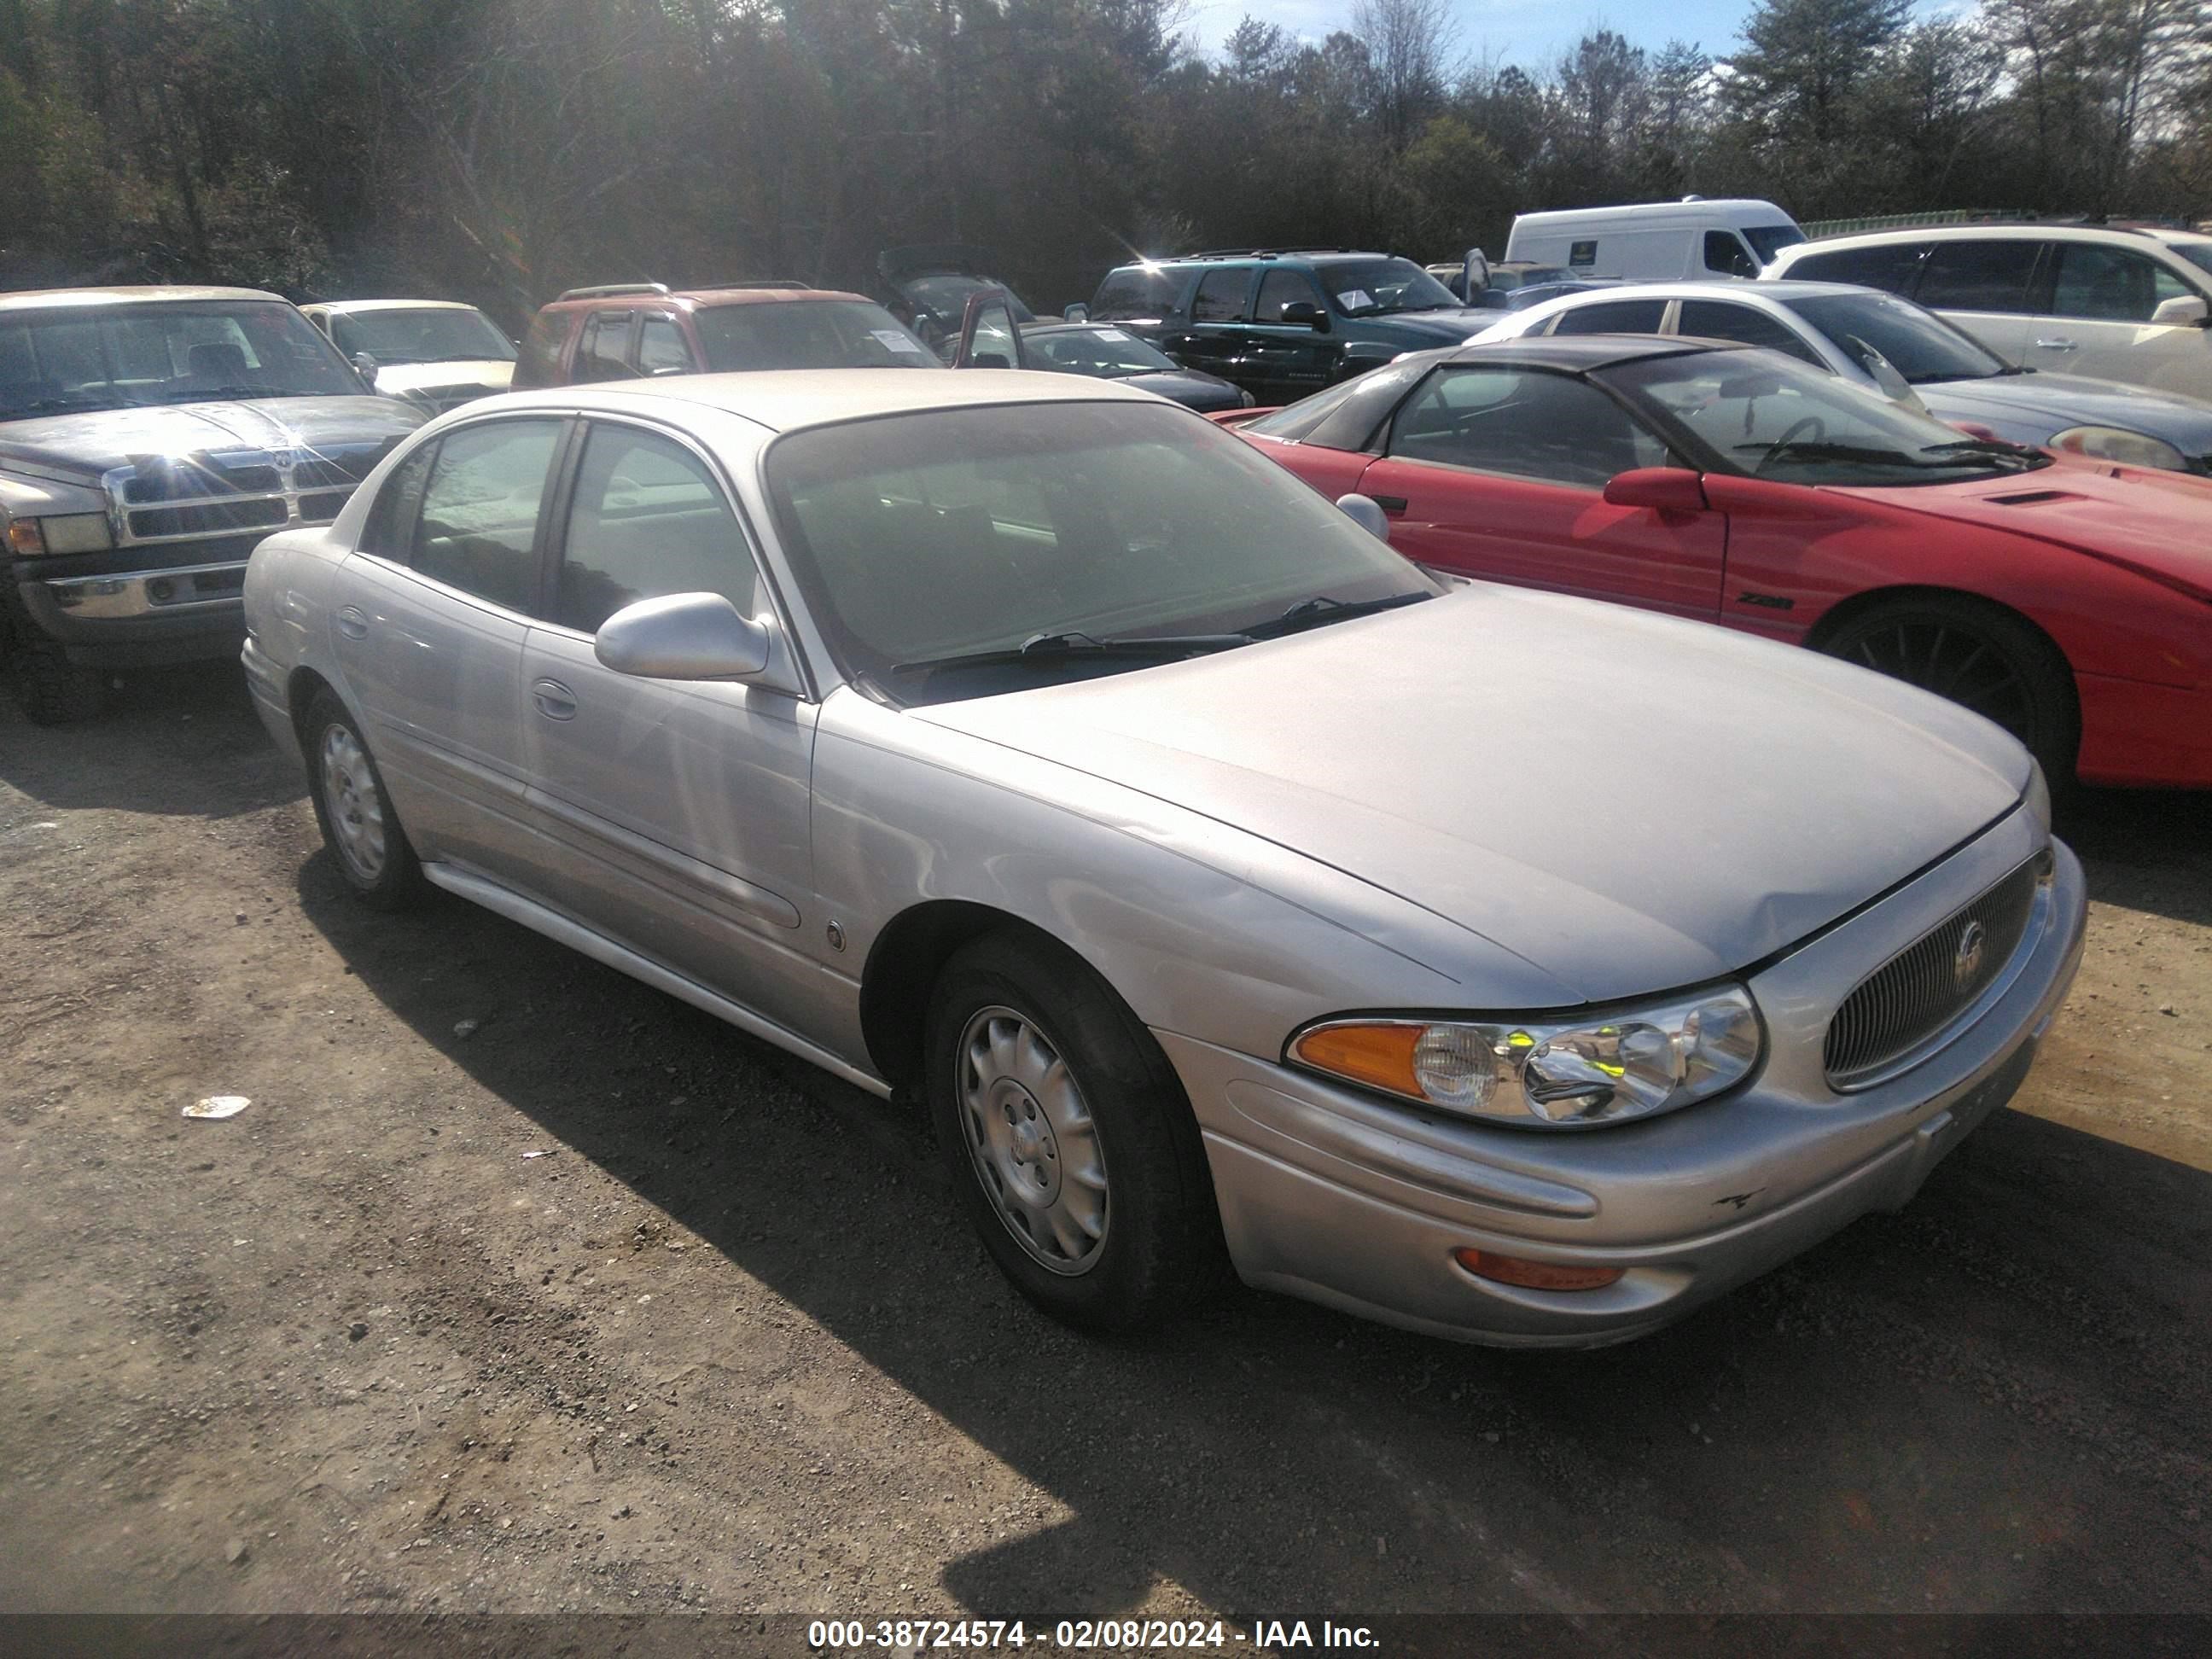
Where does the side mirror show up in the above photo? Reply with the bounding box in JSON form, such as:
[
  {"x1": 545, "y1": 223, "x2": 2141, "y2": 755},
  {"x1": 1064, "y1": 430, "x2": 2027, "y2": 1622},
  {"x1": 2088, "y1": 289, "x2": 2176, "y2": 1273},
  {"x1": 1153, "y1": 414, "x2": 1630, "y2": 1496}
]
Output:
[
  {"x1": 595, "y1": 592, "x2": 771, "y2": 681},
  {"x1": 1603, "y1": 468, "x2": 1708, "y2": 514},
  {"x1": 1335, "y1": 493, "x2": 1391, "y2": 540},
  {"x1": 350, "y1": 351, "x2": 380, "y2": 382},
  {"x1": 1280, "y1": 301, "x2": 1329, "y2": 332},
  {"x1": 2151, "y1": 293, "x2": 2209, "y2": 328},
  {"x1": 1063, "y1": 303, "x2": 1089, "y2": 323}
]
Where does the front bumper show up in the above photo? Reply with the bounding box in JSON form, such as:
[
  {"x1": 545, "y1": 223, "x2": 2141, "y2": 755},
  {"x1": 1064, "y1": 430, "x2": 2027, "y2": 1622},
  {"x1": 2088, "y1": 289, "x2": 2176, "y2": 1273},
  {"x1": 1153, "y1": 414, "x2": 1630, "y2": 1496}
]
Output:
[
  {"x1": 1163, "y1": 810, "x2": 2087, "y2": 1348},
  {"x1": 11, "y1": 559, "x2": 248, "y2": 667}
]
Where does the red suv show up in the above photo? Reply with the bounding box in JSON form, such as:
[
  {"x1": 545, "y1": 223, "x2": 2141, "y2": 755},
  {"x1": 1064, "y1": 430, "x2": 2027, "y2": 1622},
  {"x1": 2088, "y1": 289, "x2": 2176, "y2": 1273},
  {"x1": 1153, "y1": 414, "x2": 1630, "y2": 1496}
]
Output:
[{"x1": 513, "y1": 282, "x2": 940, "y2": 387}]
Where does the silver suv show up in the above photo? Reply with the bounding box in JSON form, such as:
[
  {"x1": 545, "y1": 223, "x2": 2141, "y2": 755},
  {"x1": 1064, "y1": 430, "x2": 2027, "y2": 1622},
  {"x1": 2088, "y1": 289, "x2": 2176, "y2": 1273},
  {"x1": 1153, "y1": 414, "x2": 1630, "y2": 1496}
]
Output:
[{"x1": 1767, "y1": 224, "x2": 2212, "y2": 399}]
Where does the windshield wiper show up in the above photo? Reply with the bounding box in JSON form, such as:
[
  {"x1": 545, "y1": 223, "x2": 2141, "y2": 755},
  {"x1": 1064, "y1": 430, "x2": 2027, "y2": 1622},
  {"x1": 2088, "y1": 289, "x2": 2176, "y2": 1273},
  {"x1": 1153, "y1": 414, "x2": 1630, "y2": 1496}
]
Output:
[
  {"x1": 891, "y1": 628, "x2": 1254, "y2": 678},
  {"x1": 1923, "y1": 437, "x2": 2046, "y2": 469},
  {"x1": 1251, "y1": 591, "x2": 1432, "y2": 637},
  {"x1": 162, "y1": 384, "x2": 300, "y2": 403}
]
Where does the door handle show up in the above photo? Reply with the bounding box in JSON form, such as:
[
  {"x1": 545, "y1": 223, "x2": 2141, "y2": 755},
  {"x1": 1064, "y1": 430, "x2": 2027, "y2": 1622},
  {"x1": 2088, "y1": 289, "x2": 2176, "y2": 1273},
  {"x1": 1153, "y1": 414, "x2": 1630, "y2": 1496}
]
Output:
[
  {"x1": 2034, "y1": 337, "x2": 2078, "y2": 352},
  {"x1": 335, "y1": 605, "x2": 369, "y2": 640},
  {"x1": 531, "y1": 678, "x2": 578, "y2": 721}
]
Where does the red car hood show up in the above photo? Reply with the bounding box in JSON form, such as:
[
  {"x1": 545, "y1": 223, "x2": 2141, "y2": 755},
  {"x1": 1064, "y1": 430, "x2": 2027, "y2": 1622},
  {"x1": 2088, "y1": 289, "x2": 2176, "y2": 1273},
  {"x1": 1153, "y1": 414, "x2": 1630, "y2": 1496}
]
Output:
[{"x1": 1837, "y1": 458, "x2": 2212, "y2": 603}]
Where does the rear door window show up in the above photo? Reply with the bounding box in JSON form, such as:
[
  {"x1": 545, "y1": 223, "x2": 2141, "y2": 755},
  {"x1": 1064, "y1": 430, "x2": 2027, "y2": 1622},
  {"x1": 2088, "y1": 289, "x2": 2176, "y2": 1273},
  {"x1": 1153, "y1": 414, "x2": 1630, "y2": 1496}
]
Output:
[
  {"x1": 1915, "y1": 241, "x2": 2041, "y2": 313},
  {"x1": 1551, "y1": 298, "x2": 1669, "y2": 335},
  {"x1": 1190, "y1": 268, "x2": 1253, "y2": 323},
  {"x1": 410, "y1": 419, "x2": 564, "y2": 612}
]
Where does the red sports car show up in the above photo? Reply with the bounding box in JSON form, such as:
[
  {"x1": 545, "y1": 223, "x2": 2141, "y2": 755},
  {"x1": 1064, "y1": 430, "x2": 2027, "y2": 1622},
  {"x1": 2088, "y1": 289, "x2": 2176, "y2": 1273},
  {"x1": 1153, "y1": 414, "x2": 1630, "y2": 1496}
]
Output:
[{"x1": 1225, "y1": 335, "x2": 2212, "y2": 789}]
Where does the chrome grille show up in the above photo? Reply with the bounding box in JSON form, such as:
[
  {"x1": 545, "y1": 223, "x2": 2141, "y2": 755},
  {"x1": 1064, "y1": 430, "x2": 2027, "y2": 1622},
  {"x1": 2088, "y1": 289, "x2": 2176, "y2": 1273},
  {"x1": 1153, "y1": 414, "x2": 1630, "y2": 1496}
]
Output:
[
  {"x1": 102, "y1": 440, "x2": 394, "y2": 546},
  {"x1": 1824, "y1": 855, "x2": 2047, "y2": 1088}
]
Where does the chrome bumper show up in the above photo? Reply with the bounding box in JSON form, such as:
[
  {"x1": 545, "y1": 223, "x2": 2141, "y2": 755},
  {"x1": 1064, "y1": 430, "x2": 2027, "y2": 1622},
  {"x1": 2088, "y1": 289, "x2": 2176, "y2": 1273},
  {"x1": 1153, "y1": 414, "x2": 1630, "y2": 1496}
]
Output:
[
  {"x1": 40, "y1": 559, "x2": 247, "y2": 620},
  {"x1": 1164, "y1": 811, "x2": 2087, "y2": 1348}
]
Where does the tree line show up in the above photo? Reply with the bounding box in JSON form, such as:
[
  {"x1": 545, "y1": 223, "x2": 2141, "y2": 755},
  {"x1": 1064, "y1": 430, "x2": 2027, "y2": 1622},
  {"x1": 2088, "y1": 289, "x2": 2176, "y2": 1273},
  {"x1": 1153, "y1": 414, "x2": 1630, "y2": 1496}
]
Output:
[{"x1": 2, "y1": 0, "x2": 2208, "y2": 327}]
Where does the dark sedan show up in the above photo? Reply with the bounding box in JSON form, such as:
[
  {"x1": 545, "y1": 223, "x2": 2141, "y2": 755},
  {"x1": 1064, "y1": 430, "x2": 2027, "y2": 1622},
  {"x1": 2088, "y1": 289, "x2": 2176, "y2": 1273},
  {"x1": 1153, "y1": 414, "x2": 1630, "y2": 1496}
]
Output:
[{"x1": 1017, "y1": 322, "x2": 1253, "y2": 412}]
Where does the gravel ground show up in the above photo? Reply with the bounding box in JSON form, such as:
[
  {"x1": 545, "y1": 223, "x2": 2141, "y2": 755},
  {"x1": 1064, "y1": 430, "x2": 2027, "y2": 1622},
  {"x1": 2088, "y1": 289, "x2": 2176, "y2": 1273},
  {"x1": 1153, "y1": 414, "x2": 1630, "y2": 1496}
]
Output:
[{"x1": 1, "y1": 663, "x2": 2208, "y2": 1627}]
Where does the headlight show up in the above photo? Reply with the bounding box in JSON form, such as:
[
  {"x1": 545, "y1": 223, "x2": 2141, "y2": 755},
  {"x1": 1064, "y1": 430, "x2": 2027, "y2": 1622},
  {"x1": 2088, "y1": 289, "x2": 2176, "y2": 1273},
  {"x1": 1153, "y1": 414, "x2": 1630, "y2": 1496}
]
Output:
[
  {"x1": 1289, "y1": 986, "x2": 1763, "y2": 1130},
  {"x1": 2049, "y1": 425, "x2": 2188, "y2": 470},
  {"x1": 4, "y1": 512, "x2": 114, "y2": 556}
]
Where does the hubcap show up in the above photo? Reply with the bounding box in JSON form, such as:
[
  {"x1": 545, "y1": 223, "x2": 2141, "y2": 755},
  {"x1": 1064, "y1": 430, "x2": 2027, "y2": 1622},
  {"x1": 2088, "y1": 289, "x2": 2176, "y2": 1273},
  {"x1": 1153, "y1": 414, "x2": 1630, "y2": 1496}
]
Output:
[
  {"x1": 319, "y1": 722, "x2": 387, "y2": 882},
  {"x1": 957, "y1": 1005, "x2": 1108, "y2": 1276}
]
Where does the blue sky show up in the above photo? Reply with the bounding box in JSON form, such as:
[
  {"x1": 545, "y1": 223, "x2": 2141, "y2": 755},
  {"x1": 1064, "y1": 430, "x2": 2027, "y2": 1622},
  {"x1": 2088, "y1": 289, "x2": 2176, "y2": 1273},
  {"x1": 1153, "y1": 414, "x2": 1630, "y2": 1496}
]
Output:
[{"x1": 1177, "y1": 2, "x2": 1868, "y2": 71}]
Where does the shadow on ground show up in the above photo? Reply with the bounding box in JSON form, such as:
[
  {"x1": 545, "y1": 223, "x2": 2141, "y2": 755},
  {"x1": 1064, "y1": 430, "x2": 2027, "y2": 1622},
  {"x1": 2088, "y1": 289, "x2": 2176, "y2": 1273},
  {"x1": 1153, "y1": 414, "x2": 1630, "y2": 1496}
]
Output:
[{"x1": 294, "y1": 846, "x2": 2212, "y2": 1617}]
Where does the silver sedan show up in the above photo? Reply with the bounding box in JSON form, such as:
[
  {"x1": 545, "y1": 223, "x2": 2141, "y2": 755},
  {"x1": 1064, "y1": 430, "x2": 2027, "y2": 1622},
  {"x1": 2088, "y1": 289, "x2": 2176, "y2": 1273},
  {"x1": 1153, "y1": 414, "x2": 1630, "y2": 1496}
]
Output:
[{"x1": 241, "y1": 369, "x2": 2087, "y2": 1347}]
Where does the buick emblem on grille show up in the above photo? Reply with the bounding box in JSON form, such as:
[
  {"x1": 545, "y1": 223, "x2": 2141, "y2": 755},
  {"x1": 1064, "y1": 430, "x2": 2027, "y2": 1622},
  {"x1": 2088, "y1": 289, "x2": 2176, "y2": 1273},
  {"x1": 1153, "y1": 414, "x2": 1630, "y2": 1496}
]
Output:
[{"x1": 1953, "y1": 918, "x2": 1988, "y2": 990}]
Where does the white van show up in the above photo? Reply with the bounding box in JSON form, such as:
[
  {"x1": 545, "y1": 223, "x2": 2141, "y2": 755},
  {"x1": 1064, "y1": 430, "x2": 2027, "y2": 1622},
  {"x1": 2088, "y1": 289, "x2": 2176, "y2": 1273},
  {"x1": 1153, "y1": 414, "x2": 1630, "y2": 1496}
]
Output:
[{"x1": 1504, "y1": 199, "x2": 1807, "y2": 281}]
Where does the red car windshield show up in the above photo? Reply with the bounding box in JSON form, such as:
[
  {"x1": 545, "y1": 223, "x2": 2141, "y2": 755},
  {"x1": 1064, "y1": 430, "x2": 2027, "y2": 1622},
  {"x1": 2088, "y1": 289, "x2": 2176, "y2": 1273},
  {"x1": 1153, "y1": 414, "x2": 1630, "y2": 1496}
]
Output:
[{"x1": 1605, "y1": 351, "x2": 2052, "y2": 487}]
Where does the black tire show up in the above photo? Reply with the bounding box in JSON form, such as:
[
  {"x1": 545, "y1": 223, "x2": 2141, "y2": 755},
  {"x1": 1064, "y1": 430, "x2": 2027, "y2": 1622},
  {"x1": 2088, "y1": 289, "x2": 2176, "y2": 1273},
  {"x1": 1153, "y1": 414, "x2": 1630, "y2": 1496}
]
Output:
[
  {"x1": 9, "y1": 636, "x2": 107, "y2": 725},
  {"x1": 924, "y1": 930, "x2": 1224, "y2": 1333},
  {"x1": 302, "y1": 690, "x2": 428, "y2": 911},
  {"x1": 1816, "y1": 595, "x2": 2081, "y2": 787}
]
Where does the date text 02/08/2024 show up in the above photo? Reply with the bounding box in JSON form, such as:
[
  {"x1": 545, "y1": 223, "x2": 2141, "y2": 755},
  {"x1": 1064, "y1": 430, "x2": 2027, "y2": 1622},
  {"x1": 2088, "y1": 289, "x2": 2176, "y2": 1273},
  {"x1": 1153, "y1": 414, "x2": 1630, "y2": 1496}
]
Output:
[{"x1": 806, "y1": 1618, "x2": 1382, "y2": 1650}]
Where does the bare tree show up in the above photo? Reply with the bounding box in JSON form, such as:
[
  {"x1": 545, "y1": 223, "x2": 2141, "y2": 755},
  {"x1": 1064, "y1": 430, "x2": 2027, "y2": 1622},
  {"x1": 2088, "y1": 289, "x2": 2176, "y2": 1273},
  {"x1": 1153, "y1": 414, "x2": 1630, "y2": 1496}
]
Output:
[{"x1": 1352, "y1": 0, "x2": 1458, "y2": 153}]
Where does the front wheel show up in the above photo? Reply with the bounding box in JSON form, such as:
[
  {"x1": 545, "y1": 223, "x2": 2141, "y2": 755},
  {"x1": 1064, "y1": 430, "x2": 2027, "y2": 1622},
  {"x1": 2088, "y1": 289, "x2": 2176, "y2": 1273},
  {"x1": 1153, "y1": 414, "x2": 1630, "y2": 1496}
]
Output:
[
  {"x1": 1816, "y1": 597, "x2": 2080, "y2": 787},
  {"x1": 924, "y1": 932, "x2": 1223, "y2": 1333},
  {"x1": 303, "y1": 691, "x2": 427, "y2": 910}
]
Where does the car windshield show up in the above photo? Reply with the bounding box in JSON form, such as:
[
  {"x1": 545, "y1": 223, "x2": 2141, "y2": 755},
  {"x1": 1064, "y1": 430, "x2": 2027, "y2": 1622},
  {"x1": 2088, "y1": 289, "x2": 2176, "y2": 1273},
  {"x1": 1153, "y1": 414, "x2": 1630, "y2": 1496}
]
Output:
[
  {"x1": 1743, "y1": 225, "x2": 1808, "y2": 263},
  {"x1": 329, "y1": 307, "x2": 515, "y2": 364},
  {"x1": 0, "y1": 300, "x2": 363, "y2": 420},
  {"x1": 1027, "y1": 327, "x2": 1178, "y2": 377},
  {"x1": 765, "y1": 400, "x2": 1434, "y2": 702},
  {"x1": 693, "y1": 300, "x2": 939, "y2": 371},
  {"x1": 1318, "y1": 259, "x2": 1462, "y2": 317},
  {"x1": 899, "y1": 274, "x2": 1036, "y2": 323},
  {"x1": 2166, "y1": 241, "x2": 2212, "y2": 280},
  {"x1": 1605, "y1": 349, "x2": 2052, "y2": 487},
  {"x1": 1783, "y1": 292, "x2": 2009, "y2": 384}
]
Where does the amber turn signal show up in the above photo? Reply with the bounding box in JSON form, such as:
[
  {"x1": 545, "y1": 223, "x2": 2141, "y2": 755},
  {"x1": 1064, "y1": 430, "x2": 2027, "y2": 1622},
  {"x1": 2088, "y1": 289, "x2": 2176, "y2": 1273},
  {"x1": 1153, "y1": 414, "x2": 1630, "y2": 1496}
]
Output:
[
  {"x1": 1452, "y1": 1249, "x2": 1624, "y2": 1292},
  {"x1": 1289, "y1": 1022, "x2": 1425, "y2": 1097}
]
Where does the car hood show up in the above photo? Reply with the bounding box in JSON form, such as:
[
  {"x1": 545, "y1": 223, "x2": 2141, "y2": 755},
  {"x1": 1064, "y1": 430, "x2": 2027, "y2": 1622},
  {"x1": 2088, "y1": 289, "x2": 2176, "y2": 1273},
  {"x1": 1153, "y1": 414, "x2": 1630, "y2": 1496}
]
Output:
[
  {"x1": 372, "y1": 360, "x2": 514, "y2": 398},
  {"x1": 1919, "y1": 372, "x2": 2212, "y2": 453},
  {"x1": 915, "y1": 586, "x2": 2029, "y2": 1004},
  {"x1": 0, "y1": 396, "x2": 423, "y2": 485},
  {"x1": 1115, "y1": 369, "x2": 1246, "y2": 412},
  {"x1": 1837, "y1": 458, "x2": 2212, "y2": 602},
  {"x1": 1376, "y1": 310, "x2": 1508, "y2": 345}
]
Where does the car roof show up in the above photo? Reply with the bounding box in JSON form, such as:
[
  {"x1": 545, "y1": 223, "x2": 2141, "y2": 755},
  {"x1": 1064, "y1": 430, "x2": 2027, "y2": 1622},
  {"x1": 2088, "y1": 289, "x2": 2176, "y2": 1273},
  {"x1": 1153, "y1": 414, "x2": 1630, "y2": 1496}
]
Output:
[
  {"x1": 1536, "y1": 279, "x2": 1874, "y2": 306},
  {"x1": 479, "y1": 367, "x2": 1162, "y2": 434},
  {"x1": 1127, "y1": 249, "x2": 1398, "y2": 270},
  {"x1": 0, "y1": 284, "x2": 286, "y2": 314},
  {"x1": 539, "y1": 287, "x2": 870, "y2": 314},
  {"x1": 1784, "y1": 223, "x2": 2200, "y2": 252},
  {"x1": 306, "y1": 298, "x2": 486, "y2": 315},
  {"x1": 1443, "y1": 335, "x2": 1726, "y2": 370}
]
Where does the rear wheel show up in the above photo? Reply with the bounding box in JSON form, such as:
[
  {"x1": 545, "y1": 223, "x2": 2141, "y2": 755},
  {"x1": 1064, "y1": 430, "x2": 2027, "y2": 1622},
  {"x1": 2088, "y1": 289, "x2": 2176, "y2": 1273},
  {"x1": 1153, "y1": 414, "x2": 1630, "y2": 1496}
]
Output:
[
  {"x1": 1817, "y1": 596, "x2": 2079, "y2": 786},
  {"x1": 303, "y1": 691, "x2": 427, "y2": 910},
  {"x1": 924, "y1": 931, "x2": 1223, "y2": 1333}
]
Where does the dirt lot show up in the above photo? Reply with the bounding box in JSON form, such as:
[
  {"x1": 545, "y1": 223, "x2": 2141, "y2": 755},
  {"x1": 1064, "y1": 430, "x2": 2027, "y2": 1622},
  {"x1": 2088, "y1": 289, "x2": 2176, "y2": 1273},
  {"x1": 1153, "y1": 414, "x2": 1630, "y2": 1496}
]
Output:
[{"x1": 1, "y1": 663, "x2": 2209, "y2": 1631}]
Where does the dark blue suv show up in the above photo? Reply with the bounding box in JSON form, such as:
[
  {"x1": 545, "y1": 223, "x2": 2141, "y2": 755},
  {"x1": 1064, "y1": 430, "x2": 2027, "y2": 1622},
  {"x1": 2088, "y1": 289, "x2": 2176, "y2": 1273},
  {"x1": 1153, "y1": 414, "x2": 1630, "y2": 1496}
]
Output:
[{"x1": 1086, "y1": 249, "x2": 1499, "y2": 406}]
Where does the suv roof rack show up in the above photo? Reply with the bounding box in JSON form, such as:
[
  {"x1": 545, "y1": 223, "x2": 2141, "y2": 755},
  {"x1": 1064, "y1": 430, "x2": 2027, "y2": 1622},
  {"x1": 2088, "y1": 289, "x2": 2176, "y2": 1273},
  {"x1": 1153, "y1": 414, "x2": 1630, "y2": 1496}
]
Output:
[
  {"x1": 691, "y1": 278, "x2": 813, "y2": 291},
  {"x1": 1179, "y1": 247, "x2": 1356, "y2": 260},
  {"x1": 555, "y1": 282, "x2": 672, "y2": 301}
]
